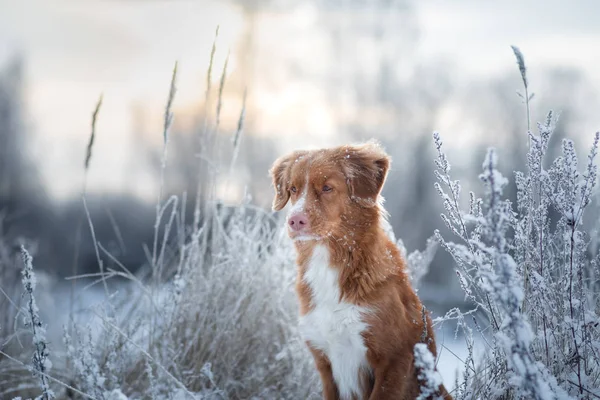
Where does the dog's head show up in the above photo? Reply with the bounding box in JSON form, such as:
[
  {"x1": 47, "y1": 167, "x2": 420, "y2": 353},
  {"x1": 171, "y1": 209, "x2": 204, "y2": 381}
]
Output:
[{"x1": 269, "y1": 141, "x2": 390, "y2": 241}]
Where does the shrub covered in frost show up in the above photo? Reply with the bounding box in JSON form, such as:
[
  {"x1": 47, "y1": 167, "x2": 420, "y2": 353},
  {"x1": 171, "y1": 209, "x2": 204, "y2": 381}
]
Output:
[
  {"x1": 434, "y1": 47, "x2": 600, "y2": 399},
  {"x1": 18, "y1": 246, "x2": 55, "y2": 400},
  {"x1": 56, "y1": 57, "x2": 319, "y2": 399},
  {"x1": 414, "y1": 343, "x2": 444, "y2": 400},
  {"x1": 1, "y1": 45, "x2": 322, "y2": 399}
]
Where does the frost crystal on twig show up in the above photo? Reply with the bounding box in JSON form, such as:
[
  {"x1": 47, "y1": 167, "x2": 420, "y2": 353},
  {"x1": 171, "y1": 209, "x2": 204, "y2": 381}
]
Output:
[{"x1": 21, "y1": 246, "x2": 55, "y2": 400}]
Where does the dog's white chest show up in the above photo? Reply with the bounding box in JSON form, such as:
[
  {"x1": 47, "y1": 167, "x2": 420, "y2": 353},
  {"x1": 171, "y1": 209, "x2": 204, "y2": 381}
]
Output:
[{"x1": 299, "y1": 245, "x2": 371, "y2": 400}]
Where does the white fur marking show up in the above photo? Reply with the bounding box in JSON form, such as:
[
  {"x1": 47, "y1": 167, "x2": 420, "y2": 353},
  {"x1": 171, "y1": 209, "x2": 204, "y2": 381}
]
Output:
[
  {"x1": 288, "y1": 184, "x2": 307, "y2": 218},
  {"x1": 292, "y1": 234, "x2": 320, "y2": 242},
  {"x1": 299, "y1": 245, "x2": 371, "y2": 400}
]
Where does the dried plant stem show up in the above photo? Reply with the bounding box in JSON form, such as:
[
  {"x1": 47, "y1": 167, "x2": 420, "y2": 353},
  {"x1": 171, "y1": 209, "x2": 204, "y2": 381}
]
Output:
[
  {"x1": 194, "y1": 25, "x2": 219, "y2": 233},
  {"x1": 153, "y1": 61, "x2": 178, "y2": 272},
  {"x1": 21, "y1": 246, "x2": 54, "y2": 400},
  {"x1": 71, "y1": 94, "x2": 103, "y2": 331}
]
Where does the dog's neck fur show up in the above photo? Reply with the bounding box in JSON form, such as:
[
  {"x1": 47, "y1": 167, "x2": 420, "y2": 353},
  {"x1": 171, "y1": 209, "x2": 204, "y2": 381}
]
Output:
[{"x1": 295, "y1": 211, "x2": 403, "y2": 305}]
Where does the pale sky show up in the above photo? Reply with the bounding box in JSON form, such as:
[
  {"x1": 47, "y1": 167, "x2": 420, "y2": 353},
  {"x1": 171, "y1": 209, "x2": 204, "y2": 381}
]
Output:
[
  {"x1": 0, "y1": 0, "x2": 242, "y2": 200},
  {"x1": 417, "y1": 0, "x2": 600, "y2": 81},
  {"x1": 2, "y1": 0, "x2": 600, "y2": 201}
]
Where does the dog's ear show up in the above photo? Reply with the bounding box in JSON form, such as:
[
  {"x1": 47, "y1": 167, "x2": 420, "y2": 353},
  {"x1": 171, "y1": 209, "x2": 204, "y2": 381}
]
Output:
[
  {"x1": 269, "y1": 151, "x2": 306, "y2": 211},
  {"x1": 341, "y1": 141, "x2": 391, "y2": 208}
]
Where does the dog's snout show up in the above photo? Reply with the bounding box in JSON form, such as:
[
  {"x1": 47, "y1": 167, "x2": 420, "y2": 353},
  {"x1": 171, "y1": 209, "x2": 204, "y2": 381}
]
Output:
[{"x1": 288, "y1": 213, "x2": 309, "y2": 232}]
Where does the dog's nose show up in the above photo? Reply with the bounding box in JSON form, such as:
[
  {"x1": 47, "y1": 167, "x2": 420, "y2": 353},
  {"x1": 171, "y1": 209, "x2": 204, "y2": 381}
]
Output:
[{"x1": 288, "y1": 213, "x2": 309, "y2": 232}]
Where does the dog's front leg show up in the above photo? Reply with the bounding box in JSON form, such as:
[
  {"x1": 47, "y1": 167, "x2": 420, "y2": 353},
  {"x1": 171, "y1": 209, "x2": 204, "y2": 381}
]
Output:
[
  {"x1": 308, "y1": 346, "x2": 339, "y2": 400},
  {"x1": 368, "y1": 358, "x2": 412, "y2": 400}
]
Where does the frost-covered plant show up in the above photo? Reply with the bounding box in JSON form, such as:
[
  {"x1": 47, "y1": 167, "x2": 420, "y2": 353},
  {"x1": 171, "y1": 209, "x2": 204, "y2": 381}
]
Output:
[
  {"x1": 64, "y1": 323, "x2": 113, "y2": 399},
  {"x1": 59, "y1": 33, "x2": 318, "y2": 400},
  {"x1": 385, "y1": 219, "x2": 439, "y2": 289},
  {"x1": 21, "y1": 246, "x2": 55, "y2": 400},
  {"x1": 70, "y1": 200, "x2": 317, "y2": 399},
  {"x1": 434, "y1": 47, "x2": 600, "y2": 399},
  {"x1": 414, "y1": 343, "x2": 444, "y2": 400}
]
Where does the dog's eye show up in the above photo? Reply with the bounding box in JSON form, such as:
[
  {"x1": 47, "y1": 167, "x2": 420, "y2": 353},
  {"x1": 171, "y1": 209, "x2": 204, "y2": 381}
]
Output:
[
  {"x1": 290, "y1": 186, "x2": 297, "y2": 193},
  {"x1": 322, "y1": 185, "x2": 332, "y2": 193}
]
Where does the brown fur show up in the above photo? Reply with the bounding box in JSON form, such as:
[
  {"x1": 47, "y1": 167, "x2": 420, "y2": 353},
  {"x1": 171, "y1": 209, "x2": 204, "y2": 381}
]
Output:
[{"x1": 270, "y1": 141, "x2": 452, "y2": 400}]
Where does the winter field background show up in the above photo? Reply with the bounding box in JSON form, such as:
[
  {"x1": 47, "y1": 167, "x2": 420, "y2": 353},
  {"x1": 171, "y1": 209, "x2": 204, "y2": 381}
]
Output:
[{"x1": 1, "y1": 1, "x2": 600, "y2": 399}]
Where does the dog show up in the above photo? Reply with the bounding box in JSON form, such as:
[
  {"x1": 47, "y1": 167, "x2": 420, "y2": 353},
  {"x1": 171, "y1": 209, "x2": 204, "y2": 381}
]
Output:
[{"x1": 269, "y1": 141, "x2": 451, "y2": 400}]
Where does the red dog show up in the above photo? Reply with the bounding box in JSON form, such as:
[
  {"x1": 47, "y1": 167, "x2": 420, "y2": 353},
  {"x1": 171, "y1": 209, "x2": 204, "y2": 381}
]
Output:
[{"x1": 270, "y1": 142, "x2": 451, "y2": 400}]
